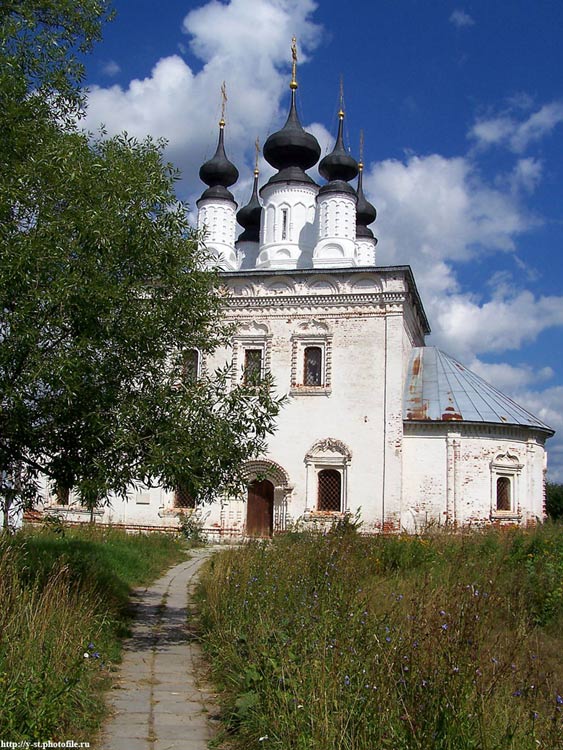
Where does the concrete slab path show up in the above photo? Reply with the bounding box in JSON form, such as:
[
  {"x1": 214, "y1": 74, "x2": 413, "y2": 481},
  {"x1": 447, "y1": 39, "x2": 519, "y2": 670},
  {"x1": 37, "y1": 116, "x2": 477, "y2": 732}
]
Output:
[{"x1": 99, "y1": 546, "x2": 221, "y2": 750}]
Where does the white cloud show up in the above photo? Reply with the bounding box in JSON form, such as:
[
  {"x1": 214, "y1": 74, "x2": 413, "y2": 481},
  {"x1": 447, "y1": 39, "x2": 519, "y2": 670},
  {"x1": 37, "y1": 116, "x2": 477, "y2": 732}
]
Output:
[
  {"x1": 101, "y1": 60, "x2": 121, "y2": 77},
  {"x1": 183, "y1": 0, "x2": 321, "y2": 68},
  {"x1": 509, "y1": 157, "x2": 543, "y2": 193},
  {"x1": 470, "y1": 102, "x2": 563, "y2": 152},
  {"x1": 468, "y1": 358, "x2": 554, "y2": 392},
  {"x1": 429, "y1": 291, "x2": 563, "y2": 361},
  {"x1": 83, "y1": 0, "x2": 323, "y2": 199},
  {"x1": 364, "y1": 153, "x2": 531, "y2": 267},
  {"x1": 449, "y1": 9, "x2": 475, "y2": 28}
]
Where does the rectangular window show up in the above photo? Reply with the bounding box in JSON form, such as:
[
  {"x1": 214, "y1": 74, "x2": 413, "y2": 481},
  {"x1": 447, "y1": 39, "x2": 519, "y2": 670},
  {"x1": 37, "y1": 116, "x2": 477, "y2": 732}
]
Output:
[
  {"x1": 304, "y1": 346, "x2": 323, "y2": 386},
  {"x1": 244, "y1": 349, "x2": 263, "y2": 384}
]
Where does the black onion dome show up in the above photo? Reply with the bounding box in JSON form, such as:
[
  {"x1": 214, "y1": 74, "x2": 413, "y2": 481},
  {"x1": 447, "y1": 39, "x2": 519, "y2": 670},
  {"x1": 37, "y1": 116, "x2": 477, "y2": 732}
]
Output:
[
  {"x1": 237, "y1": 169, "x2": 262, "y2": 243},
  {"x1": 356, "y1": 165, "x2": 377, "y2": 239},
  {"x1": 319, "y1": 113, "x2": 359, "y2": 183},
  {"x1": 198, "y1": 122, "x2": 239, "y2": 201},
  {"x1": 263, "y1": 88, "x2": 321, "y2": 184},
  {"x1": 318, "y1": 179, "x2": 357, "y2": 198}
]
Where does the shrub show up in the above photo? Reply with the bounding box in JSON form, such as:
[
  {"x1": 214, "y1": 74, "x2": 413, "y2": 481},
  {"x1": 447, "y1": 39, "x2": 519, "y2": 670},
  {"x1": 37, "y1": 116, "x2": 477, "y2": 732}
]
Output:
[{"x1": 546, "y1": 483, "x2": 563, "y2": 520}]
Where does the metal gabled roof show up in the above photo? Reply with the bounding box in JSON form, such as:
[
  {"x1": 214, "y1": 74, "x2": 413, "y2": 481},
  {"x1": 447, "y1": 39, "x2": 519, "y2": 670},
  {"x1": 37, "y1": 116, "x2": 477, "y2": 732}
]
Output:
[{"x1": 404, "y1": 347, "x2": 554, "y2": 434}]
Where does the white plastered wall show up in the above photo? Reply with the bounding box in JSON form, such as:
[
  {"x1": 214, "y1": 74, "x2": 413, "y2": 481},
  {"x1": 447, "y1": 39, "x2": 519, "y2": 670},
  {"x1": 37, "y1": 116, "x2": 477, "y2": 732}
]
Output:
[
  {"x1": 200, "y1": 268, "x2": 423, "y2": 536},
  {"x1": 402, "y1": 426, "x2": 548, "y2": 531},
  {"x1": 257, "y1": 183, "x2": 318, "y2": 269}
]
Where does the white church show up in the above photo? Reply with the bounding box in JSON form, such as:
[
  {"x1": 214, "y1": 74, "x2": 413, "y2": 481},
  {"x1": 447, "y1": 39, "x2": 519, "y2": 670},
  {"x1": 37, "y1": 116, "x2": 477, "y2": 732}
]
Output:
[{"x1": 43, "y1": 55, "x2": 554, "y2": 536}]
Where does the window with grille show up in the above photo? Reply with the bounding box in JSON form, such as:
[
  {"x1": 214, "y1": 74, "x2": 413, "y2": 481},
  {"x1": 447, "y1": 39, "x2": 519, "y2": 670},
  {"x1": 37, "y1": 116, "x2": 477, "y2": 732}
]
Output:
[
  {"x1": 182, "y1": 349, "x2": 200, "y2": 383},
  {"x1": 304, "y1": 346, "x2": 323, "y2": 386},
  {"x1": 244, "y1": 348, "x2": 263, "y2": 384},
  {"x1": 174, "y1": 485, "x2": 196, "y2": 509},
  {"x1": 496, "y1": 477, "x2": 511, "y2": 511},
  {"x1": 317, "y1": 469, "x2": 342, "y2": 512}
]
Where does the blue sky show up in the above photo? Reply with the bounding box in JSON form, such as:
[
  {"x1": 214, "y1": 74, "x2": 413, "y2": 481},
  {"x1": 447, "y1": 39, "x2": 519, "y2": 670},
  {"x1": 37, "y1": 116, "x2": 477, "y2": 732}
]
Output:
[{"x1": 81, "y1": 0, "x2": 563, "y2": 479}]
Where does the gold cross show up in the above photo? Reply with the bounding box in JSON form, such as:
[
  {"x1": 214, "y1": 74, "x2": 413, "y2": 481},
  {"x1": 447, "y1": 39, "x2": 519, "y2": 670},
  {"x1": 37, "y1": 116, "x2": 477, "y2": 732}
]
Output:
[
  {"x1": 291, "y1": 36, "x2": 298, "y2": 90},
  {"x1": 220, "y1": 81, "x2": 227, "y2": 125},
  {"x1": 254, "y1": 137, "x2": 260, "y2": 174}
]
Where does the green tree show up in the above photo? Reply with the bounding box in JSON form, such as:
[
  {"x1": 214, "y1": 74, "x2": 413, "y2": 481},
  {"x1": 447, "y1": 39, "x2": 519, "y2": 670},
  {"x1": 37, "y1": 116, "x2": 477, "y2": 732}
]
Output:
[
  {"x1": 0, "y1": 1, "x2": 282, "y2": 523},
  {"x1": 545, "y1": 482, "x2": 563, "y2": 521}
]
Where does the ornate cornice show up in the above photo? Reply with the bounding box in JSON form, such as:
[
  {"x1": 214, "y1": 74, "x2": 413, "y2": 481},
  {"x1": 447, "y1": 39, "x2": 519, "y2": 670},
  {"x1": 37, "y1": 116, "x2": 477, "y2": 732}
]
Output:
[
  {"x1": 226, "y1": 292, "x2": 408, "y2": 309},
  {"x1": 220, "y1": 265, "x2": 431, "y2": 334},
  {"x1": 404, "y1": 421, "x2": 547, "y2": 443}
]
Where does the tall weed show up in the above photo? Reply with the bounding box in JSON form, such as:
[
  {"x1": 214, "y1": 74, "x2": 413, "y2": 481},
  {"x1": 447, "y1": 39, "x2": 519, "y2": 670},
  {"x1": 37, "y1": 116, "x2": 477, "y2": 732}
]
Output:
[
  {"x1": 0, "y1": 525, "x2": 185, "y2": 741},
  {"x1": 198, "y1": 526, "x2": 563, "y2": 749}
]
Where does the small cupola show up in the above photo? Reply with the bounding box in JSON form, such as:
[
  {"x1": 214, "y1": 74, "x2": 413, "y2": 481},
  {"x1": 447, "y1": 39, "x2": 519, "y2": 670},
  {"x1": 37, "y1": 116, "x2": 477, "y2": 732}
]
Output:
[
  {"x1": 198, "y1": 117, "x2": 239, "y2": 201},
  {"x1": 319, "y1": 107, "x2": 359, "y2": 185},
  {"x1": 237, "y1": 166, "x2": 262, "y2": 243},
  {"x1": 196, "y1": 89, "x2": 240, "y2": 271},
  {"x1": 355, "y1": 159, "x2": 377, "y2": 240},
  {"x1": 312, "y1": 90, "x2": 359, "y2": 269}
]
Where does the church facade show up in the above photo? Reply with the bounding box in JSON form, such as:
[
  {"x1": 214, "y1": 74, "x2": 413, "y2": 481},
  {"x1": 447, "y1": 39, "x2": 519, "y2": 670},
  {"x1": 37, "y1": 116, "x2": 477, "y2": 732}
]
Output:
[{"x1": 42, "y1": 62, "x2": 554, "y2": 535}]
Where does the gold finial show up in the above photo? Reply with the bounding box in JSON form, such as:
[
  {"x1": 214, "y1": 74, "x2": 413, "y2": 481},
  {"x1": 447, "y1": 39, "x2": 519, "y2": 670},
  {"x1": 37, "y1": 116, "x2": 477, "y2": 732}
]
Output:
[
  {"x1": 254, "y1": 137, "x2": 260, "y2": 176},
  {"x1": 338, "y1": 74, "x2": 345, "y2": 119},
  {"x1": 219, "y1": 81, "x2": 227, "y2": 127},
  {"x1": 359, "y1": 129, "x2": 364, "y2": 171},
  {"x1": 290, "y1": 36, "x2": 298, "y2": 90}
]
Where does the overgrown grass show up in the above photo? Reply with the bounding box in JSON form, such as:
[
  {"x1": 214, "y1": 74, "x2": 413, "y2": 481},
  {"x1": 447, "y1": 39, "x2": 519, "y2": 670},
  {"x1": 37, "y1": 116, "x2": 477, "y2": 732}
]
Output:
[
  {"x1": 198, "y1": 522, "x2": 563, "y2": 749},
  {"x1": 0, "y1": 524, "x2": 186, "y2": 742}
]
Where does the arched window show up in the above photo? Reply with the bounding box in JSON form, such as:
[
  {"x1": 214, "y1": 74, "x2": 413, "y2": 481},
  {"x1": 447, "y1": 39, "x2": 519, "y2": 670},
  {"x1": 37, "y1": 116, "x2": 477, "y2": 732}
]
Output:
[
  {"x1": 496, "y1": 477, "x2": 511, "y2": 511},
  {"x1": 281, "y1": 207, "x2": 289, "y2": 240},
  {"x1": 318, "y1": 469, "x2": 341, "y2": 512},
  {"x1": 182, "y1": 349, "x2": 200, "y2": 383},
  {"x1": 304, "y1": 346, "x2": 323, "y2": 386}
]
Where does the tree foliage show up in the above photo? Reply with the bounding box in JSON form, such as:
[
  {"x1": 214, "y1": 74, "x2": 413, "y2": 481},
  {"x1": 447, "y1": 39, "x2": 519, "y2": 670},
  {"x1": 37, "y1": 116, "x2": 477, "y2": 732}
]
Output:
[
  {"x1": 546, "y1": 483, "x2": 563, "y2": 521},
  {"x1": 0, "y1": 1, "x2": 282, "y2": 517}
]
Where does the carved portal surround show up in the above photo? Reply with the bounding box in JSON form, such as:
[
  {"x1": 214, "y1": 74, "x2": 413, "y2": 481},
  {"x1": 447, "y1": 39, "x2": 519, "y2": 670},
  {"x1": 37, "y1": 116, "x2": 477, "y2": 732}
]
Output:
[
  {"x1": 304, "y1": 438, "x2": 352, "y2": 515},
  {"x1": 241, "y1": 458, "x2": 293, "y2": 532}
]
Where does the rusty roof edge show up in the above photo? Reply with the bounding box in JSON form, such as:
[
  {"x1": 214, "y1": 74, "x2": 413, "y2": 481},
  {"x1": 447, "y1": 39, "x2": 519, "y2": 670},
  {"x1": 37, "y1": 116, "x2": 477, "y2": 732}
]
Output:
[{"x1": 403, "y1": 417, "x2": 555, "y2": 438}]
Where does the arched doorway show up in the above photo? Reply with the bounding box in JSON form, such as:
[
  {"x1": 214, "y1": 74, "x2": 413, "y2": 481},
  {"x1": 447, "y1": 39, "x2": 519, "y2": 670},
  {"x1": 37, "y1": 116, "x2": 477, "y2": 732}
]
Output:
[{"x1": 246, "y1": 479, "x2": 274, "y2": 537}]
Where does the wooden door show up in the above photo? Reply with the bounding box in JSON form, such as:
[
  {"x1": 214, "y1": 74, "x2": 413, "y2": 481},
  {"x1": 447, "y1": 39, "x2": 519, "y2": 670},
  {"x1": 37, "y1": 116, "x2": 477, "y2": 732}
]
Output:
[{"x1": 246, "y1": 479, "x2": 274, "y2": 537}]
